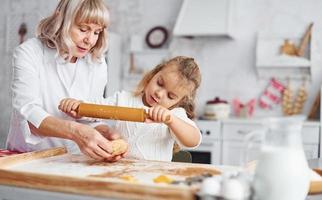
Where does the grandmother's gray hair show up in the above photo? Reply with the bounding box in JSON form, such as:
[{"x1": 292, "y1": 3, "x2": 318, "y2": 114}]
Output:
[{"x1": 37, "y1": 0, "x2": 110, "y2": 62}]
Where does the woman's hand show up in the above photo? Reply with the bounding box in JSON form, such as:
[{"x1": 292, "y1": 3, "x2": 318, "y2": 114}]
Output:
[
  {"x1": 94, "y1": 124, "x2": 121, "y2": 140},
  {"x1": 94, "y1": 124, "x2": 128, "y2": 161},
  {"x1": 58, "y1": 98, "x2": 82, "y2": 119},
  {"x1": 71, "y1": 122, "x2": 117, "y2": 161},
  {"x1": 145, "y1": 105, "x2": 172, "y2": 124}
]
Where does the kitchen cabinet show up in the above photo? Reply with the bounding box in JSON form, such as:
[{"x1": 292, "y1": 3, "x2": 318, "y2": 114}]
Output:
[
  {"x1": 189, "y1": 120, "x2": 221, "y2": 165},
  {"x1": 221, "y1": 119, "x2": 320, "y2": 165},
  {"x1": 255, "y1": 28, "x2": 313, "y2": 79},
  {"x1": 255, "y1": 20, "x2": 314, "y2": 79},
  {"x1": 304, "y1": 144, "x2": 319, "y2": 160},
  {"x1": 221, "y1": 119, "x2": 261, "y2": 166},
  {"x1": 222, "y1": 141, "x2": 261, "y2": 166},
  {"x1": 194, "y1": 119, "x2": 320, "y2": 166},
  {"x1": 302, "y1": 121, "x2": 321, "y2": 159}
]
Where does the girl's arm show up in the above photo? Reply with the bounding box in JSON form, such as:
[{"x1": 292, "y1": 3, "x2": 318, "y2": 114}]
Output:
[
  {"x1": 147, "y1": 106, "x2": 201, "y2": 147},
  {"x1": 167, "y1": 116, "x2": 201, "y2": 147}
]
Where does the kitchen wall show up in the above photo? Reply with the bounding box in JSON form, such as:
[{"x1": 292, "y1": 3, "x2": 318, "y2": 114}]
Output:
[{"x1": 0, "y1": 0, "x2": 322, "y2": 148}]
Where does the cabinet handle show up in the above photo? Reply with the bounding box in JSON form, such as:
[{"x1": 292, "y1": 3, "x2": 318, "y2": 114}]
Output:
[
  {"x1": 200, "y1": 142, "x2": 214, "y2": 146},
  {"x1": 237, "y1": 130, "x2": 250, "y2": 135}
]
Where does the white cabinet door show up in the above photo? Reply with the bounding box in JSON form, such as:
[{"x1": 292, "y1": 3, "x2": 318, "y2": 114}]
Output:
[
  {"x1": 302, "y1": 123, "x2": 320, "y2": 160},
  {"x1": 191, "y1": 120, "x2": 221, "y2": 165},
  {"x1": 304, "y1": 144, "x2": 319, "y2": 160},
  {"x1": 222, "y1": 141, "x2": 319, "y2": 166},
  {"x1": 196, "y1": 120, "x2": 221, "y2": 140},
  {"x1": 222, "y1": 121, "x2": 261, "y2": 141},
  {"x1": 302, "y1": 123, "x2": 320, "y2": 144},
  {"x1": 222, "y1": 140, "x2": 261, "y2": 166},
  {"x1": 222, "y1": 120, "x2": 262, "y2": 165},
  {"x1": 221, "y1": 120, "x2": 320, "y2": 166}
]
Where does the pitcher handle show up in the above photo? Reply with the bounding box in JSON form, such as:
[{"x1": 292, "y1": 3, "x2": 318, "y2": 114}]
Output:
[{"x1": 242, "y1": 129, "x2": 266, "y2": 168}]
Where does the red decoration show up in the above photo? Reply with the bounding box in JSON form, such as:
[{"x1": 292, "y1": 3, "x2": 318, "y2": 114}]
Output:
[
  {"x1": 0, "y1": 149, "x2": 22, "y2": 157},
  {"x1": 233, "y1": 98, "x2": 256, "y2": 118},
  {"x1": 259, "y1": 78, "x2": 285, "y2": 109}
]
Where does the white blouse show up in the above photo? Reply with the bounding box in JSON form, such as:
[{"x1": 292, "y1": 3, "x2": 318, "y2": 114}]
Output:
[
  {"x1": 91, "y1": 91, "x2": 202, "y2": 161},
  {"x1": 6, "y1": 38, "x2": 108, "y2": 153}
]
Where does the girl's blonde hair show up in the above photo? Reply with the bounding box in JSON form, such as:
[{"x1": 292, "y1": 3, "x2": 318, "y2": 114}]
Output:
[
  {"x1": 134, "y1": 56, "x2": 201, "y2": 119},
  {"x1": 36, "y1": 0, "x2": 110, "y2": 62}
]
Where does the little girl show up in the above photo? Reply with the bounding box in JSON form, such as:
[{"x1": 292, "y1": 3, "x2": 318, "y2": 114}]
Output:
[{"x1": 59, "y1": 56, "x2": 202, "y2": 161}]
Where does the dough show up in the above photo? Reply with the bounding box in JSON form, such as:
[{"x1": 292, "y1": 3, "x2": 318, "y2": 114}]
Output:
[{"x1": 111, "y1": 139, "x2": 128, "y2": 156}]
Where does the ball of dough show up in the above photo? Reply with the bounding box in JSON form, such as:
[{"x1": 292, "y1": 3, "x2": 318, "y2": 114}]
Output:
[{"x1": 111, "y1": 139, "x2": 128, "y2": 156}]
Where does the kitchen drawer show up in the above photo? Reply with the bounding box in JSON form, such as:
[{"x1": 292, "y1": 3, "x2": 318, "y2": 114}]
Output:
[
  {"x1": 222, "y1": 120, "x2": 320, "y2": 144},
  {"x1": 302, "y1": 124, "x2": 320, "y2": 144},
  {"x1": 195, "y1": 120, "x2": 221, "y2": 140},
  {"x1": 222, "y1": 140, "x2": 261, "y2": 166},
  {"x1": 222, "y1": 122, "x2": 262, "y2": 141},
  {"x1": 304, "y1": 144, "x2": 319, "y2": 159},
  {"x1": 222, "y1": 141, "x2": 319, "y2": 165}
]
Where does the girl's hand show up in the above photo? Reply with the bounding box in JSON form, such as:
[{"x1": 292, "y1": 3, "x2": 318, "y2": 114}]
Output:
[
  {"x1": 146, "y1": 105, "x2": 172, "y2": 124},
  {"x1": 58, "y1": 98, "x2": 82, "y2": 119}
]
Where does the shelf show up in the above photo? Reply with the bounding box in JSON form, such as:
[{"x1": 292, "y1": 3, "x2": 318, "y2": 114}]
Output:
[
  {"x1": 256, "y1": 33, "x2": 311, "y2": 79},
  {"x1": 257, "y1": 55, "x2": 310, "y2": 68},
  {"x1": 125, "y1": 49, "x2": 170, "y2": 80}
]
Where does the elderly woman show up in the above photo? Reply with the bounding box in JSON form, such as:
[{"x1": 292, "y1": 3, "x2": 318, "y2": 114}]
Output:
[{"x1": 6, "y1": 0, "x2": 126, "y2": 161}]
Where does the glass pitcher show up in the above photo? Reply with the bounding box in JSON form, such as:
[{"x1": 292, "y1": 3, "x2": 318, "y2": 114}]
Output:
[{"x1": 244, "y1": 116, "x2": 310, "y2": 200}]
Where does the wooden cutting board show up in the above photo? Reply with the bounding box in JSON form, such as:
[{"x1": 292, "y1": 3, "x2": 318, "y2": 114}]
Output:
[
  {"x1": 1, "y1": 148, "x2": 321, "y2": 199},
  {"x1": 0, "y1": 147, "x2": 222, "y2": 200},
  {"x1": 310, "y1": 168, "x2": 322, "y2": 195}
]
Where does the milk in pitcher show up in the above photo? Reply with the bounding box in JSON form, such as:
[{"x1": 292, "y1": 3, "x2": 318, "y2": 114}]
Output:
[{"x1": 253, "y1": 145, "x2": 310, "y2": 200}]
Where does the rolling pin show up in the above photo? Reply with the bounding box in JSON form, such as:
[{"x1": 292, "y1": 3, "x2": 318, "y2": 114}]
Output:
[
  {"x1": 77, "y1": 103, "x2": 147, "y2": 122},
  {"x1": 77, "y1": 103, "x2": 171, "y2": 123}
]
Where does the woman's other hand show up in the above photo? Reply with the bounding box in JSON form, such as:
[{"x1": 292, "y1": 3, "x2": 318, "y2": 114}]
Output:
[
  {"x1": 59, "y1": 98, "x2": 82, "y2": 119},
  {"x1": 71, "y1": 122, "x2": 116, "y2": 161},
  {"x1": 94, "y1": 124, "x2": 128, "y2": 161},
  {"x1": 94, "y1": 124, "x2": 121, "y2": 140}
]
